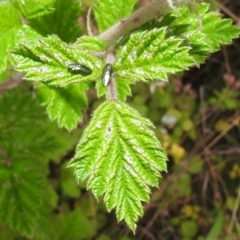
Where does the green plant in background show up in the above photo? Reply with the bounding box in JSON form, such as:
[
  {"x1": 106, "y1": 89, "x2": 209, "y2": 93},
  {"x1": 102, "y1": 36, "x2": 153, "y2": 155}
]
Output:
[{"x1": 0, "y1": 0, "x2": 239, "y2": 237}]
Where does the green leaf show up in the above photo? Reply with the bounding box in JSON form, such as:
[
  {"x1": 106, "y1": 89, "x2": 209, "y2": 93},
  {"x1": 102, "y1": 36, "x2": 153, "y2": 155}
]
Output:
[
  {"x1": 0, "y1": 2, "x2": 21, "y2": 33},
  {"x1": 94, "y1": 0, "x2": 138, "y2": 32},
  {"x1": 0, "y1": 1, "x2": 21, "y2": 73},
  {"x1": 36, "y1": 82, "x2": 88, "y2": 131},
  {"x1": 167, "y1": 173, "x2": 191, "y2": 198},
  {"x1": 95, "y1": 80, "x2": 107, "y2": 99},
  {"x1": 226, "y1": 196, "x2": 236, "y2": 211},
  {"x1": 187, "y1": 156, "x2": 203, "y2": 174},
  {"x1": 10, "y1": 0, "x2": 55, "y2": 19},
  {"x1": 0, "y1": 223, "x2": 19, "y2": 240},
  {"x1": 32, "y1": 210, "x2": 57, "y2": 240},
  {"x1": 0, "y1": 69, "x2": 9, "y2": 83},
  {"x1": 60, "y1": 163, "x2": 80, "y2": 198},
  {"x1": 57, "y1": 208, "x2": 95, "y2": 240},
  {"x1": 0, "y1": 85, "x2": 80, "y2": 164},
  {"x1": 177, "y1": 4, "x2": 240, "y2": 50},
  {"x1": 113, "y1": 77, "x2": 132, "y2": 101},
  {"x1": 68, "y1": 100, "x2": 168, "y2": 231},
  {"x1": 11, "y1": 35, "x2": 103, "y2": 86},
  {"x1": 114, "y1": 28, "x2": 194, "y2": 82},
  {"x1": 74, "y1": 36, "x2": 107, "y2": 52},
  {"x1": 0, "y1": 85, "x2": 82, "y2": 236},
  {"x1": 96, "y1": 76, "x2": 132, "y2": 101},
  {"x1": 0, "y1": 160, "x2": 46, "y2": 237},
  {"x1": 0, "y1": 19, "x2": 42, "y2": 74},
  {"x1": 206, "y1": 211, "x2": 224, "y2": 240},
  {"x1": 29, "y1": 0, "x2": 81, "y2": 43},
  {"x1": 32, "y1": 184, "x2": 59, "y2": 240},
  {"x1": 180, "y1": 220, "x2": 198, "y2": 238},
  {"x1": 160, "y1": 3, "x2": 240, "y2": 63}
]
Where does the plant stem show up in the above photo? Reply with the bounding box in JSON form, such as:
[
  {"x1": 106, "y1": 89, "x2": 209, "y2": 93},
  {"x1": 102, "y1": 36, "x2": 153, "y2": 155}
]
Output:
[
  {"x1": 106, "y1": 49, "x2": 116, "y2": 100},
  {"x1": 108, "y1": 76, "x2": 116, "y2": 100},
  {"x1": 0, "y1": 73, "x2": 25, "y2": 92},
  {"x1": 99, "y1": 0, "x2": 173, "y2": 47}
]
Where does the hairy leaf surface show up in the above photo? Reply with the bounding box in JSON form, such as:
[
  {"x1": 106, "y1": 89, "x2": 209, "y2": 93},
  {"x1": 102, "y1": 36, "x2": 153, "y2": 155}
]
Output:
[
  {"x1": 159, "y1": 3, "x2": 240, "y2": 63},
  {"x1": 175, "y1": 3, "x2": 240, "y2": 51},
  {"x1": 11, "y1": 35, "x2": 103, "y2": 87},
  {"x1": 68, "y1": 100, "x2": 168, "y2": 231},
  {"x1": 114, "y1": 28, "x2": 194, "y2": 82}
]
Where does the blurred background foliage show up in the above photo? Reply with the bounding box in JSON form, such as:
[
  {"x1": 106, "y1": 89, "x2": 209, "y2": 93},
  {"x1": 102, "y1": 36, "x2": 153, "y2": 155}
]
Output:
[{"x1": 0, "y1": 0, "x2": 240, "y2": 239}]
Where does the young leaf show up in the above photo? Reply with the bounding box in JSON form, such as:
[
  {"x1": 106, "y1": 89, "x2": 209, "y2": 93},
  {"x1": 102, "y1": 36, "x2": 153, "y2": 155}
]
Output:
[
  {"x1": 114, "y1": 28, "x2": 194, "y2": 82},
  {"x1": 11, "y1": 35, "x2": 103, "y2": 87},
  {"x1": 29, "y1": 0, "x2": 81, "y2": 43},
  {"x1": 0, "y1": 1, "x2": 21, "y2": 73},
  {"x1": 68, "y1": 100, "x2": 168, "y2": 231},
  {"x1": 173, "y1": 3, "x2": 240, "y2": 51},
  {"x1": 94, "y1": 0, "x2": 138, "y2": 32},
  {"x1": 36, "y1": 82, "x2": 88, "y2": 131},
  {"x1": 159, "y1": 3, "x2": 240, "y2": 63},
  {"x1": 10, "y1": 0, "x2": 55, "y2": 19}
]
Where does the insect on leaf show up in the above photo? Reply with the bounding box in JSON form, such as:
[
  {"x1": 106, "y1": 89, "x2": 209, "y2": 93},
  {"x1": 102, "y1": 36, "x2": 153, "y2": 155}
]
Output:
[{"x1": 11, "y1": 35, "x2": 103, "y2": 87}]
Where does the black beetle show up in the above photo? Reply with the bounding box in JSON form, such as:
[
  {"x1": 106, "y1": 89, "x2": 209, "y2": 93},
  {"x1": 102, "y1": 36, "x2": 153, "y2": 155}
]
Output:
[{"x1": 67, "y1": 63, "x2": 92, "y2": 76}]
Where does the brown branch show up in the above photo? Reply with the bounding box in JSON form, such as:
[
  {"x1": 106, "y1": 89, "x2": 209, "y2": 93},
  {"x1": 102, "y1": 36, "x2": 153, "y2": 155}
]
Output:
[
  {"x1": 99, "y1": 0, "x2": 174, "y2": 47},
  {"x1": 106, "y1": 49, "x2": 116, "y2": 100},
  {"x1": 0, "y1": 73, "x2": 25, "y2": 93}
]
